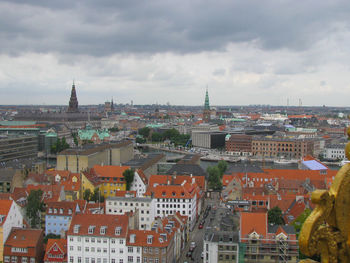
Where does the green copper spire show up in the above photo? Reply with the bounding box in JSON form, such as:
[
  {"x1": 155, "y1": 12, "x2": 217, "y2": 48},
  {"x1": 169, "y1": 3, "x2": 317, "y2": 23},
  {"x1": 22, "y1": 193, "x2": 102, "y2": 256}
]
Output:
[{"x1": 204, "y1": 88, "x2": 210, "y2": 110}]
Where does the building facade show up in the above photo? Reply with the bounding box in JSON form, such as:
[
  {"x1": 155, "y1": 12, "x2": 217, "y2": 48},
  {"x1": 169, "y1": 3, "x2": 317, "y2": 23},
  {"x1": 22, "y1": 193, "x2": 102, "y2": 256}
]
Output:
[
  {"x1": 0, "y1": 135, "x2": 38, "y2": 163},
  {"x1": 225, "y1": 134, "x2": 253, "y2": 155},
  {"x1": 57, "y1": 141, "x2": 133, "y2": 173}
]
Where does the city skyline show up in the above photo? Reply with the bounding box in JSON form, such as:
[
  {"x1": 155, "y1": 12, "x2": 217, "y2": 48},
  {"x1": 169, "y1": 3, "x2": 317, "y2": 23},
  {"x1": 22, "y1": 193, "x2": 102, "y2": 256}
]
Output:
[{"x1": 1, "y1": 1, "x2": 350, "y2": 106}]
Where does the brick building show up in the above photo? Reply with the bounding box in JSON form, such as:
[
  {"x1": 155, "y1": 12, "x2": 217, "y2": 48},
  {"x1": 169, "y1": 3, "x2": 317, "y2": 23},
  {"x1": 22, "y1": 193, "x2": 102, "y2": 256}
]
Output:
[{"x1": 225, "y1": 134, "x2": 253, "y2": 155}]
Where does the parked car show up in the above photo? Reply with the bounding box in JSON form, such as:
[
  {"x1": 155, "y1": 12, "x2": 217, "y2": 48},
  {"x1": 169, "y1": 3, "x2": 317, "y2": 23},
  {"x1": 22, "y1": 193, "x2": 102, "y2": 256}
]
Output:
[
  {"x1": 186, "y1": 251, "x2": 192, "y2": 257},
  {"x1": 190, "y1": 241, "x2": 196, "y2": 251}
]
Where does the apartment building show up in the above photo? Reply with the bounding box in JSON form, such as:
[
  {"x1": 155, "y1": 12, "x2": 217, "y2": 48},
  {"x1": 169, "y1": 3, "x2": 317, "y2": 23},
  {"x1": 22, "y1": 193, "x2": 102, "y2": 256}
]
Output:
[
  {"x1": 323, "y1": 144, "x2": 346, "y2": 160},
  {"x1": 45, "y1": 200, "x2": 87, "y2": 235},
  {"x1": 67, "y1": 214, "x2": 129, "y2": 263},
  {"x1": 105, "y1": 195, "x2": 155, "y2": 230},
  {"x1": 225, "y1": 134, "x2": 253, "y2": 156}
]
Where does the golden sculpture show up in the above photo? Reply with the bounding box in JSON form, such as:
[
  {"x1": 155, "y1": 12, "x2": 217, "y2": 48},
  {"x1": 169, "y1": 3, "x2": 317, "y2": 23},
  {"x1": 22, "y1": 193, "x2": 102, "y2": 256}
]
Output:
[{"x1": 299, "y1": 127, "x2": 350, "y2": 263}]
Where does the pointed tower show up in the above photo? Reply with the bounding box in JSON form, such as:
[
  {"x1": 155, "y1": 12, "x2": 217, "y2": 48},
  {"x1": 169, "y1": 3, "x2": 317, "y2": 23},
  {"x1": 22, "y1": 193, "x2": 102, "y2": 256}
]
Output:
[
  {"x1": 67, "y1": 81, "x2": 79, "y2": 113},
  {"x1": 203, "y1": 88, "x2": 211, "y2": 122}
]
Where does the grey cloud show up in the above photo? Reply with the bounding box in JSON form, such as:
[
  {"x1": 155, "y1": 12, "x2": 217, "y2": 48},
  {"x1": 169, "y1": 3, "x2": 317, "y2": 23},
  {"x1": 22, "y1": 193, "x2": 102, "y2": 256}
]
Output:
[
  {"x1": 213, "y1": 68, "x2": 226, "y2": 76},
  {"x1": 1, "y1": 1, "x2": 350, "y2": 57}
]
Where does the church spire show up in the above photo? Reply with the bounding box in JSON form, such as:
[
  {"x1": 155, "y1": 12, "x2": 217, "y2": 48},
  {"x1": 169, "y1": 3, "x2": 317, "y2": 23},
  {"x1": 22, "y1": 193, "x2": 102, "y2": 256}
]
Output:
[
  {"x1": 204, "y1": 88, "x2": 210, "y2": 110},
  {"x1": 67, "y1": 81, "x2": 79, "y2": 113},
  {"x1": 203, "y1": 87, "x2": 211, "y2": 123}
]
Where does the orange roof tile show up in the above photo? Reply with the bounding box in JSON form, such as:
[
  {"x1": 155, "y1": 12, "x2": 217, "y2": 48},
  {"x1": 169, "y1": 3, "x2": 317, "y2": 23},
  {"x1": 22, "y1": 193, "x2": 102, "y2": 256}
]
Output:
[
  {"x1": 67, "y1": 214, "x2": 129, "y2": 238},
  {"x1": 44, "y1": 238, "x2": 67, "y2": 262},
  {"x1": 240, "y1": 212, "x2": 267, "y2": 240},
  {"x1": 0, "y1": 200, "x2": 13, "y2": 226},
  {"x1": 4, "y1": 228, "x2": 43, "y2": 254},
  {"x1": 93, "y1": 165, "x2": 130, "y2": 178}
]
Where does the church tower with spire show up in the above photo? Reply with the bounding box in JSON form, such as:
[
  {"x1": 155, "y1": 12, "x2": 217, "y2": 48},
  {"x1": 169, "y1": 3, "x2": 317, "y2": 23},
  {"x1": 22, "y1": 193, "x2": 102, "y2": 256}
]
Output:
[
  {"x1": 203, "y1": 88, "x2": 211, "y2": 122},
  {"x1": 67, "y1": 81, "x2": 79, "y2": 113}
]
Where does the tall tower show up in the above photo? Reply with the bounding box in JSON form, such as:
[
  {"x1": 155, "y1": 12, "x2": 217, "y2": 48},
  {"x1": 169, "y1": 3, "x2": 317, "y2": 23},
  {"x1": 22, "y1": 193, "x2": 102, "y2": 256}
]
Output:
[
  {"x1": 203, "y1": 88, "x2": 211, "y2": 123},
  {"x1": 67, "y1": 81, "x2": 79, "y2": 113}
]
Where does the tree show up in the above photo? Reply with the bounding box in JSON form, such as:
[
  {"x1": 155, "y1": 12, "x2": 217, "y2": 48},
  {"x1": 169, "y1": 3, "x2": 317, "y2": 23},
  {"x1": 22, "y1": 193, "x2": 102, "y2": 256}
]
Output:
[
  {"x1": 43, "y1": 233, "x2": 60, "y2": 244},
  {"x1": 26, "y1": 190, "x2": 45, "y2": 228},
  {"x1": 151, "y1": 132, "x2": 163, "y2": 142},
  {"x1": 268, "y1": 206, "x2": 285, "y2": 225},
  {"x1": 50, "y1": 137, "x2": 70, "y2": 154},
  {"x1": 83, "y1": 189, "x2": 91, "y2": 201},
  {"x1": 123, "y1": 169, "x2": 135, "y2": 191},
  {"x1": 136, "y1": 136, "x2": 146, "y2": 144},
  {"x1": 292, "y1": 208, "x2": 312, "y2": 235},
  {"x1": 217, "y1": 160, "x2": 228, "y2": 176},
  {"x1": 207, "y1": 166, "x2": 222, "y2": 190},
  {"x1": 138, "y1": 127, "x2": 150, "y2": 139},
  {"x1": 90, "y1": 188, "x2": 104, "y2": 203}
]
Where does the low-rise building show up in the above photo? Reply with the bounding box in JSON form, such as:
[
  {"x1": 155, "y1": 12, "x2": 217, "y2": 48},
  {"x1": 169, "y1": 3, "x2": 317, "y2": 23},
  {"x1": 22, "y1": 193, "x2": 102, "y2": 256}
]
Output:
[
  {"x1": 67, "y1": 214, "x2": 130, "y2": 263},
  {"x1": 44, "y1": 238, "x2": 67, "y2": 263},
  {"x1": 0, "y1": 200, "x2": 23, "y2": 260},
  {"x1": 105, "y1": 195, "x2": 155, "y2": 230},
  {"x1": 4, "y1": 228, "x2": 44, "y2": 263},
  {"x1": 323, "y1": 144, "x2": 346, "y2": 160},
  {"x1": 45, "y1": 201, "x2": 86, "y2": 235}
]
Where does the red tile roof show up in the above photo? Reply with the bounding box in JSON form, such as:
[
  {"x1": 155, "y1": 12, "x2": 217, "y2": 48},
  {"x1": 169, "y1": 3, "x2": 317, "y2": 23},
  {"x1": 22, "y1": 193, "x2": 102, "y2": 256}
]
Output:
[
  {"x1": 4, "y1": 228, "x2": 43, "y2": 257},
  {"x1": 44, "y1": 238, "x2": 67, "y2": 262},
  {"x1": 240, "y1": 212, "x2": 267, "y2": 240},
  {"x1": 0, "y1": 200, "x2": 13, "y2": 226},
  {"x1": 126, "y1": 229, "x2": 172, "y2": 247},
  {"x1": 67, "y1": 214, "x2": 129, "y2": 238},
  {"x1": 93, "y1": 165, "x2": 130, "y2": 178}
]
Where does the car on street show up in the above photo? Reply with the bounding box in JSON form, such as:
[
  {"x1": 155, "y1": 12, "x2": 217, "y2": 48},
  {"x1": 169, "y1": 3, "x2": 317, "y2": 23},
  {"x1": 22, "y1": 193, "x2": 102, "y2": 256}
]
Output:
[{"x1": 190, "y1": 241, "x2": 196, "y2": 251}]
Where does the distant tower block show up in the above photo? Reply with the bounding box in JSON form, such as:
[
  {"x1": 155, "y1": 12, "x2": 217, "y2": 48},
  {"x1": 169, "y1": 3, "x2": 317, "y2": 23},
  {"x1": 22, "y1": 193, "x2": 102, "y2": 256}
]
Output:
[
  {"x1": 203, "y1": 88, "x2": 211, "y2": 123},
  {"x1": 67, "y1": 81, "x2": 79, "y2": 113}
]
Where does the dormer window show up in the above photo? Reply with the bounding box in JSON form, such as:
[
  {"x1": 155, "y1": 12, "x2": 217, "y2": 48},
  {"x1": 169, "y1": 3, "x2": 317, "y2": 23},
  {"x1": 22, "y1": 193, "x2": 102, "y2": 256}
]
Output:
[
  {"x1": 147, "y1": 235, "x2": 153, "y2": 244},
  {"x1": 54, "y1": 209, "x2": 57, "y2": 214},
  {"x1": 172, "y1": 192, "x2": 176, "y2": 197},
  {"x1": 100, "y1": 226, "x2": 107, "y2": 235},
  {"x1": 49, "y1": 208, "x2": 52, "y2": 213},
  {"x1": 88, "y1": 225, "x2": 95, "y2": 234},
  {"x1": 181, "y1": 192, "x2": 184, "y2": 196},
  {"x1": 59, "y1": 208, "x2": 63, "y2": 214},
  {"x1": 73, "y1": 225, "x2": 80, "y2": 234},
  {"x1": 115, "y1": 227, "x2": 122, "y2": 236},
  {"x1": 162, "y1": 192, "x2": 166, "y2": 196},
  {"x1": 68, "y1": 209, "x2": 72, "y2": 215}
]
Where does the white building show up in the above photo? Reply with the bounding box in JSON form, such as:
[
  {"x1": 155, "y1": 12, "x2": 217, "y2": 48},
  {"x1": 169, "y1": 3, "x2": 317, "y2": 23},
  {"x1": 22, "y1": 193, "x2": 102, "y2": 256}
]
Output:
[
  {"x1": 67, "y1": 214, "x2": 130, "y2": 263},
  {"x1": 150, "y1": 183, "x2": 197, "y2": 230},
  {"x1": 0, "y1": 200, "x2": 23, "y2": 260},
  {"x1": 105, "y1": 195, "x2": 155, "y2": 230},
  {"x1": 130, "y1": 169, "x2": 148, "y2": 197},
  {"x1": 323, "y1": 144, "x2": 346, "y2": 160}
]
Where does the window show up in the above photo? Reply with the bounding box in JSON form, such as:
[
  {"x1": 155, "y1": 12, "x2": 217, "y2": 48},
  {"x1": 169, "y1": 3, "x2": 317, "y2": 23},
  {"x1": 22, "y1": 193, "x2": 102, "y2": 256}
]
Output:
[
  {"x1": 115, "y1": 227, "x2": 122, "y2": 235},
  {"x1": 127, "y1": 256, "x2": 133, "y2": 263},
  {"x1": 128, "y1": 247, "x2": 133, "y2": 253}
]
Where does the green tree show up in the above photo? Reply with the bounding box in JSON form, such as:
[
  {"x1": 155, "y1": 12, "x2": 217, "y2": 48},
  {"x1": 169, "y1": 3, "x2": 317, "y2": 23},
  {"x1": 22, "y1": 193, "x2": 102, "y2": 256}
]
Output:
[
  {"x1": 217, "y1": 160, "x2": 228, "y2": 176},
  {"x1": 292, "y1": 208, "x2": 312, "y2": 235},
  {"x1": 151, "y1": 132, "x2": 163, "y2": 142},
  {"x1": 138, "y1": 127, "x2": 151, "y2": 139},
  {"x1": 83, "y1": 189, "x2": 91, "y2": 201},
  {"x1": 26, "y1": 190, "x2": 45, "y2": 228},
  {"x1": 136, "y1": 136, "x2": 146, "y2": 144},
  {"x1": 90, "y1": 188, "x2": 104, "y2": 203},
  {"x1": 123, "y1": 169, "x2": 135, "y2": 191},
  {"x1": 207, "y1": 166, "x2": 222, "y2": 190},
  {"x1": 268, "y1": 206, "x2": 285, "y2": 225},
  {"x1": 43, "y1": 233, "x2": 60, "y2": 244}
]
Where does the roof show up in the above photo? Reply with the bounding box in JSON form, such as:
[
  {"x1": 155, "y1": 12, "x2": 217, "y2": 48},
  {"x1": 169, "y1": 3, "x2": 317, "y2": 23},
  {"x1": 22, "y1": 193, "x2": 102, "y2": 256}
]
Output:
[
  {"x1": 302, "y1": 160, "x2": 328, "y2": 170},
  {"x1": 126, "y1": 229, "x2": 172, "y2": 247},
  {"x1": 67, "y1": 214, "x2": 129, "y2": 238},
  {"x1": 4, "y1": 228, "x2": 43, "y2": 249},
  {"x1": 123, "y1": 153, "x2": 165, "y2": 171},
  {"x1": 46, "y1": 200, "x2": 87, "y2": 216},
  {"x1": 0, "y1": 200, "x2": 13, "y2": 226},
  {"x1": 44, "y1": 238, "x2": 67, "y2": 262},
  {"x1": 93, "y1": 165, "x2": 130, "y2": 178},
  {"x1": 240, "y1": 212, "x2": 267, "y2": 239},
  {"x1": 268, "y1": 225, "x2": 296, "y2": 235}
]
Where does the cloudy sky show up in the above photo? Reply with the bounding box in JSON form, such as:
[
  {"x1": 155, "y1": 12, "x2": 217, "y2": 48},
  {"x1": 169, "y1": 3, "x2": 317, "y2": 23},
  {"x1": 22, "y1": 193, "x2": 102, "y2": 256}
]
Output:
[{"x1": 1, "y1": 0, "x2": 350, "y2": 106}]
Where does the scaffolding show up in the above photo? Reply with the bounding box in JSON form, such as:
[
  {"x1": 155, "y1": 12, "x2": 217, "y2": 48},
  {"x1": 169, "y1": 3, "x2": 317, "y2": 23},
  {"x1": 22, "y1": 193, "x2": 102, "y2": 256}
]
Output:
[{"x1": 240, "y1": 237, "x2": 299, "y2": 263}]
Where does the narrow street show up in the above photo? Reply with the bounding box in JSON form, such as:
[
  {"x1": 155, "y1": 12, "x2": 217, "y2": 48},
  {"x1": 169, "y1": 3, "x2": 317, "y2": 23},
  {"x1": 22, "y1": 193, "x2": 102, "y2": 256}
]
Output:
[{"x1": 178, "y1": 192, "x2": 221, "y2": 263}]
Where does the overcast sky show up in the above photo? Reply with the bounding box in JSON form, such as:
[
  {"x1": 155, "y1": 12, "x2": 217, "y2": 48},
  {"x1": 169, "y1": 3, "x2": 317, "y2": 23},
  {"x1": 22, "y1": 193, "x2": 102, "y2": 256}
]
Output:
[{"x1": 1, "y1": 1, "x2": 350, "y2": 106}]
